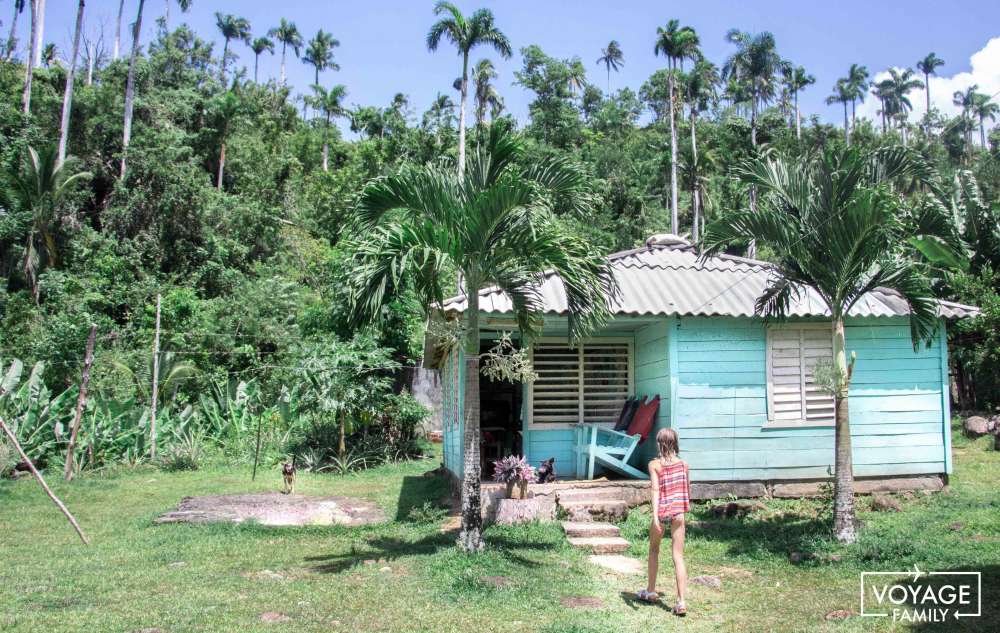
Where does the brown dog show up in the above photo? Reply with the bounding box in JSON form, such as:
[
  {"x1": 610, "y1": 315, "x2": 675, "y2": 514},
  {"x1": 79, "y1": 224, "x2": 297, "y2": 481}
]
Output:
[{"x1": 281, "y1": 461, "x2": 296, "y2": 495}]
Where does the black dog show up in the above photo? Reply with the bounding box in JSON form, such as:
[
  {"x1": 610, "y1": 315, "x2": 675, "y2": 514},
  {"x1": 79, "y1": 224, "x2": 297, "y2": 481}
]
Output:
[{"x1": 536, "y1": 458, "x2": 556, "y2": 483}]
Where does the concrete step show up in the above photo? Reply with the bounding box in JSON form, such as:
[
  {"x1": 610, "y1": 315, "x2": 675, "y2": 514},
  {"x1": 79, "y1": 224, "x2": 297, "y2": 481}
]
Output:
[
  {"x1": 556, "y1": 488, "x2": 630, "y2": 502},
  {"x1": 588, "y1": 554, "x2": 644, "y2": 575},
  {"x1": 559, "y1": 500, "x2": 629, "y2": 522},
  {"x1": 561, "y1": 521, "x2": 621, "y2": 538},
  {"x1": 567, "y1": 536, "x2": 631, "y2": 554}
]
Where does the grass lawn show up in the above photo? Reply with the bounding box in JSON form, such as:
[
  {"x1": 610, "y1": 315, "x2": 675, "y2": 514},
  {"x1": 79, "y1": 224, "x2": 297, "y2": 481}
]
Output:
[{"x1": 1, "y1": 421, "x2": 997, "y2": 633}]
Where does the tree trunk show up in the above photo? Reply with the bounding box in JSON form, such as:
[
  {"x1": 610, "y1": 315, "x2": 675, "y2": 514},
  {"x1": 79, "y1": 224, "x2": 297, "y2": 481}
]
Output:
[
  {"x1": 457, "y1": 277, "x2": 484, "y2": 553},
  {"x1": 64, "y1": 323, "x2": 96, "y2": 481},
  {"x1": 220, "y1": 38, "x2": 229, "y2": 83},
  {"x1": 113, "y1": 0, "x2": 124, "y2": 60},
  {"x1": 149, "y1": 292, "x2": 160, "y2": 458},
  {"x1": 120, "y1": 0, "x2": 145, "y2": 178},
  {"x1": 322, "y1": 113, "x2": 330, "y2": 172},
  {"x1": 747, "y1": 95, "x2": 758, "y2": 259},
  {"x1": 924, "y1": 72, "x2": 931, "y2": 119},
  {"x1": 690, "y1": 107, "x2": 699, "y2": 244},
  {"x1": 86, "y1": 41, "x2": 94, "y2": 85},
  {"x1": 279, "y1": 42, "x2": 286, "y2": 84},
  {"x1": 253, "y1": 54, "x2": 259, "y2": 83},
  {"x1": 795, "y1": 90, "x2": 801, "y2": 140},
  {"x1": 3, "y1": 0, "x2": 19, "y2": 61},
  {"x1": 338, "y1": 410, "x2": 346, "y2": 459},
  {"x1": 843, "y1": 101, "x2": 849, "y2": 146},
  {"x1": 668, "y1": 60, "x2": 678, "y2": 235},
  {"x1": 32, "y1": 0, "x2": 44, "y2": 67},
  {"x1": 163, "y1": 0, "x2": 169, "y2": 30},
  {"x1": 980, "y1": 117, "x2": 986, "y2": 149},
  {"x1": 21, "y1": 0, "x2": 37, "y2": 114},
  {"x1": 58, "y1": 0, "x2": 85, "y2": 167},
  {"x1": 0, "y1": 417, "x2": 90, "y2": 544},
  {"x1": 217, "y1": 140, "x2": 226, "y2": 190},
  {"x1": 831, "y1": 316, "x2": 857, "y2": 544},
  {"x1": 458, "y1": 51, "x2": 468, "y2": 180}
]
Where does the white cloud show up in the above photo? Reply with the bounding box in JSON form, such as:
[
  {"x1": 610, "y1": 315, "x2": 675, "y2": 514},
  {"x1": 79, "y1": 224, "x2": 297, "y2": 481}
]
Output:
[{"x1": 855, "y1": 37, "x2": 1000, "y2": 125}]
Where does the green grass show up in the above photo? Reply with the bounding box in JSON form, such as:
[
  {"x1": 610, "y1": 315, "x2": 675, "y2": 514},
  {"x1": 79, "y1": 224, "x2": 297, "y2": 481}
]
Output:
[{"x1": 1, "y1": 421, "x2": 997, "y2": 632}]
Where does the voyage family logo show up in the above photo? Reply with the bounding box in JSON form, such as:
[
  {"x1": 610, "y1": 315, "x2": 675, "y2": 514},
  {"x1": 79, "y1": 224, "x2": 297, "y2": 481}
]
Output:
[{"x1": 861, "y1": 565, "x2": 981, "y2": 623}]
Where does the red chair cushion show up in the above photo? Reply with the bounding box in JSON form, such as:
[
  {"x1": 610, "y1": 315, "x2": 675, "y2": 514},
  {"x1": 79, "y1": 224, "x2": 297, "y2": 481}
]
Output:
[{"x1": 626, "y1": 395, "x2": 660, "y2": 444}]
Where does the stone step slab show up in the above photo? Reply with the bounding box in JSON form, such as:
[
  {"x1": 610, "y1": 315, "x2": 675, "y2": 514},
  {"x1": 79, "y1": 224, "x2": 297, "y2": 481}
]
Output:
[
  {"x1": 567, "y1": 536, "x2": 631, "y2": 554},
  {"x1": 559, "y1": 500, "x2": 629, "y2": 522},
  {"x1": 561, "y1": 521, "x2": 620, "y2": 538},
  {"x1": 587, "y1": 554, "x2": 644, "y2": 575}
]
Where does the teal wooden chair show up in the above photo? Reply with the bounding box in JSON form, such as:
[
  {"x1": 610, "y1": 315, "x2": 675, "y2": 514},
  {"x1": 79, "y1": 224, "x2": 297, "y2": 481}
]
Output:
[{"x1": 572, "y1": 395, "x2": 659, "y2": 480}]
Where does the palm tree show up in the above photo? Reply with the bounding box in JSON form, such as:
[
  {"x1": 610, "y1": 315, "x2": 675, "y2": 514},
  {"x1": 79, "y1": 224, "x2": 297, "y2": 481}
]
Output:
[
  {"x1": 267, "y1": 19, "x2": 302, "y2": 85},
  {"x1": 426, "y1": 2, "x2": 512, "y2": 180},
  {"x1": 345, "y1": 125, "x2": 616, "y2": 553},
  {"x1": 31, "y1": 0, "x2": 44, "y2": 67},
  {"x1": 5, "y1": 146, "x2": 91, "y2": 302},
  {"x1": 422, "y1": 92, "x2": 456, "y2": 149},
  {"x1": 162, "y1": 0, "x2": 192, "y2": 31},
  {"x1": 916, "y1": 53, "x2": 944, "y2": 118},
  {"x1": 250, "y1": 36, "x2": 274, "y2": 83},
  {"x1": 782, "y1": 65, "x2": 814, "y2": 140},
  {"x1": 884, "y1": 67, "x2": 923, "y2": 128},
  {"x1": 871, "y1": 79, "x2": 891, "y2": 134},
  {"x1": 471, "y1": 58, "x2": 502, "y2": 127},
  {"x1": 21, "y1": 0, "x2": 38, "y2": 113},
  {"x1": 845, "y1": 64, "x2": 869, "y2": 131},
  {"x1": 684, "y1": 58, "x2": 718, "y2": 243},
  {"x1": 113, "y1": 0, "x2": 124, "y2": 60},
  {"x1": 953, "y1": 85, "x2": 978, "y2": 159},
  {"x1": 3, "y1": 0, "x2": 25, "y2": 62},
  {"x1": 654, "y1": 19, "x2": 700, "y2": 236},
  {"x1": 972, "y1": 92, "x2": 998, "y2": 149},
  {"x1": 41, "y1": 42, "x2": 57, "y2": 67},
  {"x1": 215, "y1": 13, "x2": 251, "y2": 83},
  {"x1": 722, "y1": 30, "x2": 781, "y2": 149},
  {"x1": 703, "y1": 146, "x2": 941, "y2": 544},
  {"x1": 57, "y1": 0, "x2": 85, "y2": 166},
  {"x1": 308, "y1": 84, "x2": 347, "y2": 171},
  {"x1": 826, "y1": 79, "x2": 852, "y2": 144},
  {"x1": 121, "y1": 0, "x2": 147, "y2": 177},
  {"x1": 210, "y1": 91, "x2": 241, "y2": 190},
  {"x1": 596, "y1": 40, "x2": 624, "y2": 93},
  {"x1": 303, "y1": 30, "x2": 340, "y2": 86}
]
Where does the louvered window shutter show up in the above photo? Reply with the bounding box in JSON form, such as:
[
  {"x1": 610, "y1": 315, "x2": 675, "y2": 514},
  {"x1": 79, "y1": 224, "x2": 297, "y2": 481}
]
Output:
[
  {"x1": 767, "y1": 326, "x2": 835, "y2": 426},
  {"x1": 581, "y1": 342, "x2": 630, "y2": 423},
  {"x1": 530, "y1": 343, "x2": 581, "y2": 424}
]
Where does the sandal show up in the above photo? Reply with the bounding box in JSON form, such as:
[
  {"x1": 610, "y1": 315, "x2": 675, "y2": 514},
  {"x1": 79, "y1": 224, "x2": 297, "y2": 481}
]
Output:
[
  {"x1": 672, "y1": 601, "x2": 687, "y2": 616},
  {"x1": 636, "y1": 589, "x2": 659, "y2": 603}
]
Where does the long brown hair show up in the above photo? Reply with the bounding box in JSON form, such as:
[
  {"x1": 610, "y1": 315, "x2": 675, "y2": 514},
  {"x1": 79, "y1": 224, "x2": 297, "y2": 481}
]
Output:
[{"x1": 656, "y1": 427, "x2": 680, "y2": 463}]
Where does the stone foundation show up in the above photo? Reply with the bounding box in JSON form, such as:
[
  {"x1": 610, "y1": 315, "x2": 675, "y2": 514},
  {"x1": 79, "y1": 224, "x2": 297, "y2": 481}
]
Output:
[{"x1": 694, "y1": 474, "x2": 945, "y2": 499}]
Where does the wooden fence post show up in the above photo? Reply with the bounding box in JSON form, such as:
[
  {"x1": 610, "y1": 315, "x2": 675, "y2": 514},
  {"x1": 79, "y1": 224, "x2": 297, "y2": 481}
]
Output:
[
  {"x1": 64, "y1": 323, "x2": 97, "y2": 481},
  {"x1": 1, "y1": 417, "x2": 90, "y2": 544},
  {"x1": 150, "y1": 294, "x2": 161, "y2": 459}
]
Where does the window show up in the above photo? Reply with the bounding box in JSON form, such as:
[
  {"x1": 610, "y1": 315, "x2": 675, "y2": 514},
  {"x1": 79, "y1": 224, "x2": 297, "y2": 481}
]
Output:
[
  {"x1": 765, "y1": 325, "x2": 836, "y2": 427},
  {"x1": 529, "y1": 340, "x2": 632, "y2": 427}
]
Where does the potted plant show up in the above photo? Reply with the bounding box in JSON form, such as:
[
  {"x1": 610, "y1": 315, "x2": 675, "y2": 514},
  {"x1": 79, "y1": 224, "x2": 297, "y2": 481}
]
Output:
[{"x1": 493, "y1": 455, "x2": 535, "y2": 499}]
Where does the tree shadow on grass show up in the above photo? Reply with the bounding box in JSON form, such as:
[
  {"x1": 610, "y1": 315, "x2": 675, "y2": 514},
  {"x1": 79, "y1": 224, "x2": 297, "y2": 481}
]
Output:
[
  {"x1": 904, "y1": 563, "x2": 998, "y2": 633},
  {"x1": 684, "y1": 512, "x2": 834, "y2": 561},
  {"x1": 395, "y1": 474, "x2": 451, "y2": 522},
  {"x1": 304, "y1": 528, "x2": 555, "y2": 574}
]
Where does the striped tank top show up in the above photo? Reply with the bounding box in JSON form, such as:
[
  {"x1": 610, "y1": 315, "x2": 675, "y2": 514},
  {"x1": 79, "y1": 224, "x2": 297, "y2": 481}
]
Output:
[{"x1": 656, "y1": 459, "x2": 691, "y2": 519}]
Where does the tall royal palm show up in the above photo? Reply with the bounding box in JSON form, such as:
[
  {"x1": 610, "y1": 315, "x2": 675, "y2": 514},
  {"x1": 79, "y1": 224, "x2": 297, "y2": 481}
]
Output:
[
  {"x1": 684, "y1": 58, "x2": 718, "y2": 242},
  {"x1": 121, "y1": 0, "x2": 147, "y2": 177},
  {"x1": 972, "y1": 91, "x2": 998, "y2": 149},
  {"x1": 596, "y1": 40, "x2": 624, "y2": 93},
  {"x1": 703, "y1": 146, "x2": 941, "y2": 544},
  {"x1": 826, "y1": 79, "x2": 852, "y2": 144},
  {"x1": 308, "y1": 84, "x2": 347, "y2": 172},
  {"x1": 162, "y1": 0, "x2": 192, "y2": 31},
  {"x1": 472, "y1": 59, "x2": 502, "y2": 128},
  {"x1": 345, "y1": 125, "x2": 616, "y2": 552},
  {"x1": 916, "y1": 53, "x2": 944, "y2": 119},
  {"x1": 268, "y1": 19, "x2": 303, "y2": 85},
  {"x1": 57, "y1": 0, "x2": 85, "y2": 166},
  {"x1": 723, "y1": 30, "x2": 781, "y2": 149},
  {"x1": 885, "y1": 68, "x2": 923, "y2": 128},
  {"x1": 5, "y1": 146, "x2": 91, "y2": 302},
  {"x1": 216, "y1": 13, "x2": 251, "y2": 83},
  {"x1": 783, "y1": 65, "x2": 814, "y2": 140},
  {"x1": 845, "y1": 64, "x2": 869, "y2": 131},
  {"x1": 3, "y1": 0, "x2": 25, "y2": 62},
  {"x1": 953, "y1": 86, "x2": 978, "y2": 159},
  {"x1": 654, "y1": 20, "x2": 700, "y2": 236},
  {"x1": 250, "y1": 37, "x2": 274, "y2": 83},
  {"x1": 426, "y1": 2, "x2": 512, "y2": 180},
  {"x1": 303, "y1": 30, "x2": 340, "y2": 86}
]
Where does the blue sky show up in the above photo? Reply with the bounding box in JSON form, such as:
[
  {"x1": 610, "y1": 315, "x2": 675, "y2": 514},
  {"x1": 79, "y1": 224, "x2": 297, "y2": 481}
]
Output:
[{"x1": 18, "y1": 1, "x2": 1000, "y2": 136}]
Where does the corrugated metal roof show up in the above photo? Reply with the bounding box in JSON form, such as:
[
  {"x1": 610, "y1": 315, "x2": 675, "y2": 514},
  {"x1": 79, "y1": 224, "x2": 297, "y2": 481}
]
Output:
[{"x1": 440, "y1": 240, "x2": 980, "y2": 320}]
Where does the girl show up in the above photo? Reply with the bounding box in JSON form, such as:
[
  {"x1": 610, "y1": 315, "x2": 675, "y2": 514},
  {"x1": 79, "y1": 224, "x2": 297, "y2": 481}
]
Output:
[{"x1": 637, "y1": 427, "x2": 690, "y2": 616}]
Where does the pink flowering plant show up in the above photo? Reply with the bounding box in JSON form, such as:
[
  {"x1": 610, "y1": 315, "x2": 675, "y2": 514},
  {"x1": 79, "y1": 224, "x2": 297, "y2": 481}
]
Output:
[{"x1": 493, "y1": 455, "x2": 535, "y2": 484}]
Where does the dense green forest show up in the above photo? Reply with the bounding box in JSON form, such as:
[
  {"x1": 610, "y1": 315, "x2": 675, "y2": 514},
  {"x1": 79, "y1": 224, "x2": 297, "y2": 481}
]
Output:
[{"x1": 1, "y1": 2, "x2": 998, "y2": 479}]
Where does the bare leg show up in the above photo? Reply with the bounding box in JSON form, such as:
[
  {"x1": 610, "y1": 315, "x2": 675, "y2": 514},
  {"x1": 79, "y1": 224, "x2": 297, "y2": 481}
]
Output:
[
  {"x1": 647, "y1": 520, "x2": 664, "y2": 594},
  {"x1": 671, "y1": 516, "x2": 687, "y2": 605}
]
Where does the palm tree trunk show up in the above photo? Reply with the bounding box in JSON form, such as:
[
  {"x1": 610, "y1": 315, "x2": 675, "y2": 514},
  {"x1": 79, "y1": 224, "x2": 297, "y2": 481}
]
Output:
[
  {"x1": 120, "y1": 0, "x2": 145, "y2": 178},
  {"x1": 668, "y1": 60, "x2": 678, "y2": 235},
  {"x1": 220, "y1": 38, "x2": 229, "y2": 82},
  {"x1": 217, "y1": 140, "x2": 226, "y2": 190},
  {"x1": 113, "y1": 0, "x2": 124, "y2": 60},
  {"x1": 980, "y1": 117, "x2": 986, "y2": 148},
  {"x1": 279, "y1": 42, "x2": 287, "y2": 84},
  {"x1": 843, "y1": 101, "x2": 849, "y2": 146},
  {"x1": 253, "y1": 53, "x2": 259, "y2": 83},
  {"x1": 86, "y1": 41, "x2": 94, "y2": 85},
  {"x1": 32, "y1": 0, "x2": 44, "y2": 68},
  {"x1": 458, "y1": 277, "x2": 484, "y2": 553},
  {"x1": 458, "y1": 52, "x2": 469, "y2": 180},
  {"x1": 322, "y1": 112, "x2": 330, "y2": 172},
  {"x1": 58, "y1": 0, "x2": 85, "y2": 167},
  {"x1": 4, "y1": 1, "x2": 20, "y2": 61},
  {"x1": 606, "y1": 66, "x2": 610, "y2": 94},
  {"x1": 795, "y1": 90, "x2": 801, "y2": 140},
  {"x1": 923, "y1": 72, "x2": 931, "y2": 118},
  {"x1": 690, "y1": 107, "x2": 699, "y2": 244},
  {"x1": 832, "y1": 316, "x2": 857, "y2": 544},
  {"x1": 338, "y1": 409, "x2": 346, "y2": 459},
  {"x1": 21, "y1": 0, "x2": 37, "y2": 114},
  {"x1": 850, "y1": 98, "x2": 856, "y2": 132},
  {"x1": 163, "y1": 0, "x2": 169, "y2": 30},
  {"x1": 747, "y1": 94, "x2": 758, "y2": 259}
]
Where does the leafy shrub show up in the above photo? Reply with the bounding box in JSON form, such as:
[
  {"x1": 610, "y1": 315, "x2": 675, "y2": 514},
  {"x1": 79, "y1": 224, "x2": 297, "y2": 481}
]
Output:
[{"x1": 406, "y1": 501, "x2": 449, "y2": 524}]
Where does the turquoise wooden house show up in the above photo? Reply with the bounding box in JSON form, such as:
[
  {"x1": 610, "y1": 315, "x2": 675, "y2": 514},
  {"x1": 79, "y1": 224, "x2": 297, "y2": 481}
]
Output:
[{"x1": 426, "y1": 235, "x2": 978, "y2": 493}]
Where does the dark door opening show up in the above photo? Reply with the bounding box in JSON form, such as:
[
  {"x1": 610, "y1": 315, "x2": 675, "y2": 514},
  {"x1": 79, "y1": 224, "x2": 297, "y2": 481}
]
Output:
[{"x1": 478, "y1": 337, "x2": 523, "y2": 479}]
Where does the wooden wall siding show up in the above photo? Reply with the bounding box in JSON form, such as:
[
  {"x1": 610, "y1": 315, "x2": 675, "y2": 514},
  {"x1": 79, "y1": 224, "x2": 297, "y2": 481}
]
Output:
[
  {"x1": 674, "y1": 316, "x2": 948, "y2": 482},
  {"x1": 440, "y1": 347, "x2": 464, "y2": 479},
  {"x1": 633, "y1": 321, "x2": 671, "y2": 464}
]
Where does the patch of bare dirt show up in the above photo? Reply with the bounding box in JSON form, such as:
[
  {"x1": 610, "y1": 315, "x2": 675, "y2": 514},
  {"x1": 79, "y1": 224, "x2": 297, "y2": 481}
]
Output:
[
  {"x1": 560, "y1": 596, "x2": 604, "y2": 608},
  {"x1": 155, "y1": 493, "x2": 385, "y2": 527}
]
